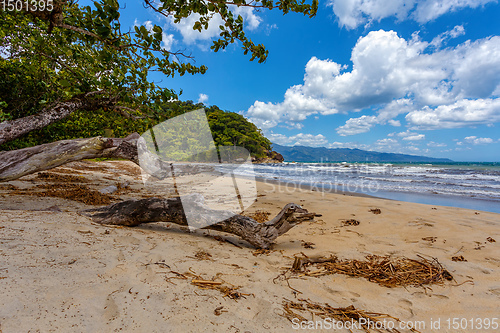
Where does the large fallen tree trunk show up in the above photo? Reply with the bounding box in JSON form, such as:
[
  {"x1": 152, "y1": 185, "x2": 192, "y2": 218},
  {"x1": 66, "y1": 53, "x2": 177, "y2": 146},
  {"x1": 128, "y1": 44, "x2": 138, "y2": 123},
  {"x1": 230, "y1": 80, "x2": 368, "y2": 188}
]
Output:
[
  {"x1": 0, "y1": 133, "x2": 141, "y2": 182},
  {"x1": 0, "y1": 133, "x2": 213, "y2": 182},
  {"x1": 81, "y1": 194, "x2": 315, "y2": 249}
]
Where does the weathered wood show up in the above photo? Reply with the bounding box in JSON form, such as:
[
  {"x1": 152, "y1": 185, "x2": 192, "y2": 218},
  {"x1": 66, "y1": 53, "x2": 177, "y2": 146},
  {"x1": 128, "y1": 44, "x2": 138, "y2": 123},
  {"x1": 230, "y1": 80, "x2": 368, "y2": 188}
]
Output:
[
  {"x1": 0, "y1": 134, "x2": 214, "y2": 182},
  {"x1": 81, "y1": 193, "x2": 315, "y2": 249},
  {"x1": 0, "y1": 133, "x2": 141, "y2": 182}
]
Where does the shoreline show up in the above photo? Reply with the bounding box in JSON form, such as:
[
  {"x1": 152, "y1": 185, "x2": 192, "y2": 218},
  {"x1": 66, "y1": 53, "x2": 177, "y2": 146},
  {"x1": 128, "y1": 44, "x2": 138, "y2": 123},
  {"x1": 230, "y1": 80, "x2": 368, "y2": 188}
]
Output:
[{"x1": 253, "y1": 175, "x2": 500, "y2": 215}]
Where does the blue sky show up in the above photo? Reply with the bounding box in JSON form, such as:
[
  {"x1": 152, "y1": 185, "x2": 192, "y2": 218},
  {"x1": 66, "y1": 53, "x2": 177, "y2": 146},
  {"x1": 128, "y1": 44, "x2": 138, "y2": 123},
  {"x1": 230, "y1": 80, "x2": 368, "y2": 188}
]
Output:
[{"x1": 111, "y1": 0, "x2": 500, "y2": 161}]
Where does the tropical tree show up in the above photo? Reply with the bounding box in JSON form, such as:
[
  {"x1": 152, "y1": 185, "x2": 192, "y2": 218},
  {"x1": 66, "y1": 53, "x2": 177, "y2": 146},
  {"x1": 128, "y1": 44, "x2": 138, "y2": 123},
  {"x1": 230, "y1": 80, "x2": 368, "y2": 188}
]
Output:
[{"x1": 0, "y1": 0, "x2": 317, "y2": 145}]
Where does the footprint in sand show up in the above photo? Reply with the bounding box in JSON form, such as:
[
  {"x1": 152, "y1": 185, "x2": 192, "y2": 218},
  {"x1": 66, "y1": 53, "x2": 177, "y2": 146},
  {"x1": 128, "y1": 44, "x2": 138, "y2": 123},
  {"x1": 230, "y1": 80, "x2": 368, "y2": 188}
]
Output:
[
  {"x1": 398, "y1": 299, "x2": 414, "y2": 316},
  {"x1": 398, "y1": 299, "x2": 412, "y2": 306},
  {"x1": 408, "y1": 218, "x2": 435, "y2": 228},
  {"x1": 488, "y1": 287, "x2": 500, "y2": 296},
  {"x1": 104, "y1": 294, "x2": 120, "y2": 321}
]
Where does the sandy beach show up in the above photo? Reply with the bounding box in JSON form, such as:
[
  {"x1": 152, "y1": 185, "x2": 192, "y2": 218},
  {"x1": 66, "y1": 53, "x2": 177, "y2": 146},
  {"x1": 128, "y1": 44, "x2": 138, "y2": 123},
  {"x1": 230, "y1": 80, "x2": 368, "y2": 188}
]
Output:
[{"x1": 0, "y1": 160, "x2": 499, "y2": 332}]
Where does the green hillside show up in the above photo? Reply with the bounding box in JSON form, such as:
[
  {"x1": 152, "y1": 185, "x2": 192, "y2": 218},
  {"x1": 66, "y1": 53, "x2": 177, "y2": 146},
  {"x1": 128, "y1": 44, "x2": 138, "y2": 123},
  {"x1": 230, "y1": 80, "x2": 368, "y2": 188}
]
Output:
[{"x1": 272, "y1": 144, "x2": 453, "y2": 163}]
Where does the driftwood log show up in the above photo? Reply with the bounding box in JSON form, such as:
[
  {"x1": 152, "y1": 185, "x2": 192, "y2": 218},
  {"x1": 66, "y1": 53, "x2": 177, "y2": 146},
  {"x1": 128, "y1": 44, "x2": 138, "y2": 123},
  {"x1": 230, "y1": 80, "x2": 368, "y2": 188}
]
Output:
[
  {"x1": 0, "y1": 133, "x2": 211, "y2": 182},
  {"x1": 1, "y1": 135, "x2": 316, "y2": 248},
  {"x1": 82, "y1": 193, "x2": 315, "y2": 249},
  {"x1": 0, "y1": 133, "x2": 141, "y2": 182}
]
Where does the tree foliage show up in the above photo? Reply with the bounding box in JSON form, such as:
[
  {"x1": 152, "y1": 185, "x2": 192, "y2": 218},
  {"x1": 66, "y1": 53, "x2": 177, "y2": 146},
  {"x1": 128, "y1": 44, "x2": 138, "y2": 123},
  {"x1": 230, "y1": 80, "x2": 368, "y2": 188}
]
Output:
[{"x1": 0, "y1": 0, "x2": 316, "y2": 151}]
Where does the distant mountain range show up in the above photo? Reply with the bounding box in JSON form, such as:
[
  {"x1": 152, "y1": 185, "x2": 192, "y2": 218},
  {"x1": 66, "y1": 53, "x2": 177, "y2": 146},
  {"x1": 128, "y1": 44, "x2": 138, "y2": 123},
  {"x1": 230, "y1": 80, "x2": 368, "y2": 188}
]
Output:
[{"x1": 272, "y1": 144, "x2": 453, "y2": 163}]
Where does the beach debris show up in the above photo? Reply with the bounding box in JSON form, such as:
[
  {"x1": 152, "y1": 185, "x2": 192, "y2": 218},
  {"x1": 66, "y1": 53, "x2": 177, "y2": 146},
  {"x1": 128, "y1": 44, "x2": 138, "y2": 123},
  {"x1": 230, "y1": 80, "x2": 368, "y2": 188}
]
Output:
[
  {"x1": 193, "y1": 250, "x2": 212, "y2": 261},
  {"x1": 0, "y1": 184, "x2": 17, "y2": 191},
  {"x1": 82, "y1": 195, "x2": 316, "y2": 249},
  {"x1": 452, "y1": 255, "x2": 467, "y2": 262},
  {"x1": 369, "y1": 208, "x2": 381, "y2": 214},
  {"x1": 189, "y1": 271, "x2": 252, "y2": 300},
  {"x1": 486, "y1": 237, "x2": 496, "y2": 243},
  {"x1": 301, "y1": 241, "x2": 315, "y2": 249},
  {"x1": 36, "y1": 172, "x2": 88, "y2": 183},
  {"x1": 157, "y1": 266, "x2": 253, "y2": 300},
  {"x1": 290, "y1": 255, "x2": 337, "y2": 272},
  {"x1": 341, "y1": 219, "x2": 360, "y2": 226},
  {"x1": 214, "y1": 306, "x2": 227, "y2": 316},
  {"x1": 474, "y1": 241, "x2": 485, "y2": 250},
  {"x1": 422, "y1": 236, "x2": 437, "y2": 243},
  {"x1": 282, "y1": 298, "x2": 421, "y2": 333},
  {"x1": 252, "y1": 249, "x2": 273, "y2": 256},
  {"x1": 284, "y1": 254, "x2": 453, "y2": 288}
]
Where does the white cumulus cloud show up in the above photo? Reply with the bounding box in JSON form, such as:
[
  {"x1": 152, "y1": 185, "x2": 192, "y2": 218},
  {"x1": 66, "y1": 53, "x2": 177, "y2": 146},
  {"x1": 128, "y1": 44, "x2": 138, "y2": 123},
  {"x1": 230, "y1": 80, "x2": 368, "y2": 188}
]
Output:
[
  {"x1": 336, "y1": 115, "x2": 378, "y2": 136},
  {"x1": 327, "y1": 0, "x2": 496, "y2": 29},
  {"x1": 463, "y1": 136, "x2": 494, "y2": 144},
  {"x1": 406, "y1": 98, "x2": 500, "y2": 129},
  {"x1": 198, "y1": 93, "x2": 209, "y2": 104},
  {"x1": 269, "y1": 133, "x2": 328, "y2": 147},
  {"x1": 402, "y1": 134, "x2": 425, "y2": 141},
  {"x1": 247, "y1": 30, "x2": 500, "y2": 134}
]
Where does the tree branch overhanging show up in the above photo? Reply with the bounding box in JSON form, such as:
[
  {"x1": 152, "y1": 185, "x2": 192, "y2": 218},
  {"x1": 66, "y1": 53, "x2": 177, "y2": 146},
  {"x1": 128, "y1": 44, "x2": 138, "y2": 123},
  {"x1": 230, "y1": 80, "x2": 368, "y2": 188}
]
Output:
[{"x1": 0, "y1": 91, "x2": 117, "y2": 145}]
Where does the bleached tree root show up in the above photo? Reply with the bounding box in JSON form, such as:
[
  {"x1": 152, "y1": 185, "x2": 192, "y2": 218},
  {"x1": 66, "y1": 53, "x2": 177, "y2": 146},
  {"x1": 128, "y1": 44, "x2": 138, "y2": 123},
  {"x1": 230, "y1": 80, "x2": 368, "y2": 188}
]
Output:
[{"x1": 81, "y1": 194, "x2": 316, "y2": 249}]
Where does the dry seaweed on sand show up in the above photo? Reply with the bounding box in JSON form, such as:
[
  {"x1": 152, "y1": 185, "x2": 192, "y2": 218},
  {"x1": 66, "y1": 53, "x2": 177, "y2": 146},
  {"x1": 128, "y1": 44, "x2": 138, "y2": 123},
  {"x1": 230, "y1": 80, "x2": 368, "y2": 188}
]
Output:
[
  {"x1": 301, "y1": 241, "x2": 315, "y2": 249},
  {"x1": 369, "y1": 208, "x2": 382, "y2": 214},
  {"x1": 157, "y1": 265, "x2": 252, "y2": 300},
  {"x1": 342, "y1": 219, "x2": 360, "y2": 226},
  {"x1": 282, "y1": 298, "x2": 421, "y2": 333},
  {"x1": 11, "y1": 184, "x2": 112, "y2": 205},
  {"x1": 0, "y1": 184, "x2": 18, "y2": 191},
  {"x1": 287, "y1": 254, "x2": 453, "y2": 288},
  {"x1": 35, "y1": 172, "x2": 89, "y2": 183},
  {"x1": 191, "y1": 250, "x2": 213, "y2": 261},
  {"x1": 252, "y1": 249, "x2": 273, "y2": 256},
  {"x1": 188, "y1": 270, "x2": 253, "y2": 300}
]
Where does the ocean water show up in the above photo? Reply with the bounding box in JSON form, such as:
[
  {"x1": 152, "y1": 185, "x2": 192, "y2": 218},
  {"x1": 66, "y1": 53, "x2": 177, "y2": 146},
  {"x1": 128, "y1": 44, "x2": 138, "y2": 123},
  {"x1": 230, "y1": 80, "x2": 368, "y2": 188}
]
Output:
[{"x1": 217, "y1": 162, "x2": 500, "y2": 214}]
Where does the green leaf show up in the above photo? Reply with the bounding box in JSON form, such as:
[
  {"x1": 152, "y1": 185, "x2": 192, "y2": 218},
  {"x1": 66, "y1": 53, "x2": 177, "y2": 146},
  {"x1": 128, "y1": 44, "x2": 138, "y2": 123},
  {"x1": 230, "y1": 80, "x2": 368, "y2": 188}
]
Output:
[{"x1": 60, "y1": 79, "x2": 71, "y2": 87}]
